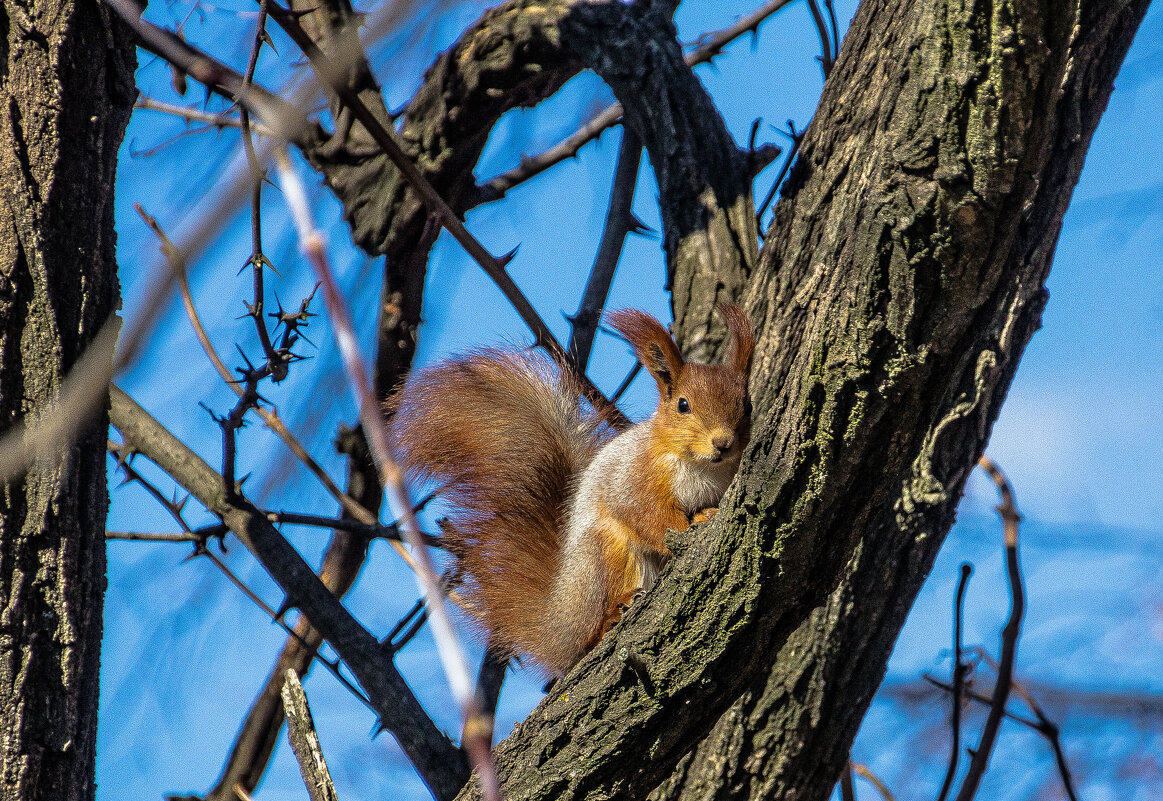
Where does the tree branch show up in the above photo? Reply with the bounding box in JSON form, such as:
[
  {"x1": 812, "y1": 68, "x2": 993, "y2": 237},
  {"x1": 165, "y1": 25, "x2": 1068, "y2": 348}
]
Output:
[
  {"x1": 953, "y1": 457, "x2": 1024, "y2": 801},
  {"x1": 558, "y1": 1, "x2": 759, "y2": 359},
  {"x1": 568, "y1": 128, "x2": 644, "y2": 371},
  {"x1": 107, "y1": 386, "x2": 470, "y2": 800}
]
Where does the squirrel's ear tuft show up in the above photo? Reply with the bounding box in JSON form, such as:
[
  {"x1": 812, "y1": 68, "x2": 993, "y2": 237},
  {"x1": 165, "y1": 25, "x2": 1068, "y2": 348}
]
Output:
[
  {"x1": 719, "y1": 303, "x2": 755, "y2": 380},
  {"x1": 606, "y1": 309, "x2": 684, "y2": 394}
]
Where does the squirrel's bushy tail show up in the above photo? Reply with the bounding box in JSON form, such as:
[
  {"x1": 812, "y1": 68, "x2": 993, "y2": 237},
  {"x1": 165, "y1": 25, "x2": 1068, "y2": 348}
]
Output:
[{"x1": 389, "y1": 349, "x2": 613, "y2": 670}]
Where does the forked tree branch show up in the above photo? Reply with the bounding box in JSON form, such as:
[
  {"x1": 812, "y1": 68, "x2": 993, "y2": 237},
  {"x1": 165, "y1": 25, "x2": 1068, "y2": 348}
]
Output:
[{"x1": 108, "y1": 386, "x2": 470, "y2": 800}]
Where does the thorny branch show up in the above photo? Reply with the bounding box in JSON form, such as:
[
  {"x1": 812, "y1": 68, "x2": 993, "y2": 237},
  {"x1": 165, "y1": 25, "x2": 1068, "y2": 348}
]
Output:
[
  {"x1": 107, "y1": 441, "x2": 375, "y2": 710},
  {"x1": 109, "y1": 386, "x2": 470, "y2": 799}
]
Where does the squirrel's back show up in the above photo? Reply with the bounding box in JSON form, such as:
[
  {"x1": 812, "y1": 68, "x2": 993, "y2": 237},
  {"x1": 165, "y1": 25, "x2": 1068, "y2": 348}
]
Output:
[{"x1": 389, "y1": 349, "x2": 614, "y2": 664}]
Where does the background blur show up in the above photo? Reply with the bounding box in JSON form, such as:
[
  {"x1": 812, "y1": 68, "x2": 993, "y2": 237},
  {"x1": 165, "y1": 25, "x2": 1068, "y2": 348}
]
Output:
[{"x1": 101, "y1": 1, "x2": 1163, "y2": 799}]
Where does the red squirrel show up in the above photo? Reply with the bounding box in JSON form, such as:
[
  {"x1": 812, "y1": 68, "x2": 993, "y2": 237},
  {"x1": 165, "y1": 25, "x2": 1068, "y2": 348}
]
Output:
[{"x1": 389, "y1": 305, "x2": 754, "y2": 675}]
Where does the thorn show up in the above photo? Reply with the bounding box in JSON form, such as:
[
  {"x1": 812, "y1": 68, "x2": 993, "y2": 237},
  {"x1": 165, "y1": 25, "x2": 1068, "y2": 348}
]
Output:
[
  {"x1": 627, "y1": 214, "x2": 653, "y2": 236},
  {"x1": 495, "y1": 245, "x2": 519, "y2": 270}
]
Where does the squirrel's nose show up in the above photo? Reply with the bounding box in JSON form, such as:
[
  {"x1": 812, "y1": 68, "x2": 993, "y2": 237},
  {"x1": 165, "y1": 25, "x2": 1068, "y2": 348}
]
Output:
[{"x1": 711, "y1": 432, "x2": 735, "y2": 453}]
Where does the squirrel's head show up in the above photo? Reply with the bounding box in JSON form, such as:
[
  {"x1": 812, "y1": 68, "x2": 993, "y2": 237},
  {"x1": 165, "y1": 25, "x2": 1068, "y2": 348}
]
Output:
[{"x1": 606, "y1": 305, "x2": 754, "y2": 467}]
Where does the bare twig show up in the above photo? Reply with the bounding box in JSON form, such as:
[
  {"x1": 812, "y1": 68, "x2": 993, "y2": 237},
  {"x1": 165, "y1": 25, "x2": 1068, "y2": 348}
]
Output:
[
  {"x1": 953, "y1": 456, "x2": 1025, "y2": 801},
  {"x1": 611, "y1": 362, "x2": 643, "y2": 404},
  {"x1": 267, "y1": 511, "x2": 445, "y2": 549},
  {"x1": 804, "y1": 0, "x2": 835, "y2": 78},
  {"x1": 281, "y1": 671, "x2": 340, "y2": 801},
  {"x1": 852, "y1": 764, "x2": 898, "y2": 801},
  {"x1": 468, "y1": 649, "x2": 508, "y2": 750},
  {"x1": 106, "y1": 530, "x2": 209, "y2": 543},
  {"x1": 923, "y1": 673, "x2": 1078, "y2": 801},
  {"x1": 273, "y1": 149, "x2": 499, "y2": 801},
  {"x1": 105, "y1": 0, "x2": 310, "y2": 141},
  {"x1": 963, "y1": 650, "x2": 1080, "y2": 801},
  {"x1": 135, "y1": 97, "x2": 274, "y2": 135},
  {"x1": 1004, "y1": 676, "x2": 1079, "y2": 801},
  {"x1": 756, "y1": 121, "x2": 805, "y2": 228},
  {"x1": 936, "y1": 563, "x2": 973, "y2": 801},
  {"x1": 134, "y1": 206, "x2": 417, "y2": 556},
  {"x1": 568, "y1": 128, "x2": 644, "y2": 372}
]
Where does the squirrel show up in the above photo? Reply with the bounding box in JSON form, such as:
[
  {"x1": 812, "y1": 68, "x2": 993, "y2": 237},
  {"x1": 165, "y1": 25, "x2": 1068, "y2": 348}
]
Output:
[{"x1": 389, "y1": 305, "x2": 754, "y2": 675}]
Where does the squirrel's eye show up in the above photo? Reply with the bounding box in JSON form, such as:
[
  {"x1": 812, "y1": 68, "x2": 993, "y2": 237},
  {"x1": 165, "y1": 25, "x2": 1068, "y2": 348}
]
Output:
[{"x1": 677, "y1": 397, "x2": 691, "y2": 414}]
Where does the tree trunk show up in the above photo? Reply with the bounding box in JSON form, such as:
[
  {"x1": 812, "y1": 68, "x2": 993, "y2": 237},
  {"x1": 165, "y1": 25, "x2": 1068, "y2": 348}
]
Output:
[
  {"x1": 448, "y1": 0, "x2": 1149, "y2": 799},
  {"x1": 0, "y1": 0, "x2": 134, "y2": 797}
]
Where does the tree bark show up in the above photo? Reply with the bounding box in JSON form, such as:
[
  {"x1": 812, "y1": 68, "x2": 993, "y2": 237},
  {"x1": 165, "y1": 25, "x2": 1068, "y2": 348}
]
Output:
[
  {"x1": 0, "y1": 0, "x2": 135, "y2": 798},
  {"x1": 445, "y1": 0, "x2": 1148, "y2": 799}
]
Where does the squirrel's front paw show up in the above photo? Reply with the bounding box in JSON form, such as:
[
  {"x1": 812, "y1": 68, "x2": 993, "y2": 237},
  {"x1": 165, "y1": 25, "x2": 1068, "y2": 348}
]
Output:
[{"x1": 691, "y1": 507, "x2": 719, "y2": 525}]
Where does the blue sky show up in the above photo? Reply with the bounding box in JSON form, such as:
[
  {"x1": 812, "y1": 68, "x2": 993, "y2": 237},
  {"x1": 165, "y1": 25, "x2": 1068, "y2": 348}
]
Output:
[{"x1": 102, "y1": 1, "x2": 1162, "y2": 799}]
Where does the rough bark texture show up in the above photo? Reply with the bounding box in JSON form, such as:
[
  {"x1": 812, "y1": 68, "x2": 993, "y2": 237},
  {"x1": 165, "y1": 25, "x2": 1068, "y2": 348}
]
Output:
[
  {"x1": 0, "y1": 0, "x2": 135, "y2": 797},
  {"x1": 440, "y1": 0, "x2": 1148, "y2": 798}
]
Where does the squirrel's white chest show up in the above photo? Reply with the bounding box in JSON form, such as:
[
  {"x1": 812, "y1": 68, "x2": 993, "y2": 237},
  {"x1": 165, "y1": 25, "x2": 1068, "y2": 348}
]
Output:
[{"x1": 665, "y1": 453, "x2": 734, "y2": 514}]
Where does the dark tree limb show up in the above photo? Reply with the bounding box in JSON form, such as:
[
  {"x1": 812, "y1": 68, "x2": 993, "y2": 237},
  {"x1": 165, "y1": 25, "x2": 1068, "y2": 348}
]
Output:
[
  {"x1": 568, "y1": 128, "x2": 644, "y2": 372},
  {"x1": 447, "y1": 0, "x2": 1149, "y2": 798},
  {"x1": 108, "y1": 386, "x2": 470, "y2": 801},
  {"x1": 954, "y1": 457, "x2": 1023, "y2": 801},
  {"x1": 936, "y1": 563, "x2": 973, "y2": 801},
  {"x1": 558, "y1": 1, "x2": 759, "y2": 359}
]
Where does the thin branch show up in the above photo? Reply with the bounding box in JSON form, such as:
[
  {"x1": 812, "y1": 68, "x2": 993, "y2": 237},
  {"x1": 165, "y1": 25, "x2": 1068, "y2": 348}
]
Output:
[
  {"x1": 568, "y1": 128, "x2": 644, "y2": 372},
  {"x1": 267, "y1": 511, "x2": 444, "y2": 549},
  {"x1": 467, "y1": 649, "x2": 508, "y2": 750},
  {"x1": 135, "y1": 97, "x2": 274, "y2": 135},
  {"x1": 105, "y1": 0, "x2": 310, "y2": 142},
  {"x1": 273, "y1": 149, "x2": 499, "y2": 801},
  {"x1": 281, "y1": 671, "x2": 340, "y2": 801},
  {"x1": 852, "y1": 764, "x2": 898, "y2": 801},
  {"x1": 923, "y1": 673, "x2": 1078, "y2": 800},
  {"x1": 953, "y1": 456, "x2": 1025, "y2": 801},
  {"x1": 106, "y1": 530, "x2": 207, "y2": 543},
  {"x1": 478, "y1": 0, "x2": 796, "y2": 200},
  {"x1": 611, "y1": 362, "x2": 643, "y2": 404},
  {"x1": 756, "y1": 121, "x2": 805, "y2": 228},
  {"x1": 936, "y1": 563, "x2": 973, "y2": 801},
  {"x1": 960, "y1": 650, "x2": 1080, "y2": 801},
  {"x1": 804, "y1": 0, "x2": 834, "y2": 78},
  {"x1": 823, "y1": 0, "x2": 840, "y2": 61},
  {"x1": 1003, "y1": 677, "x2": 1079, "y2": 801}
]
